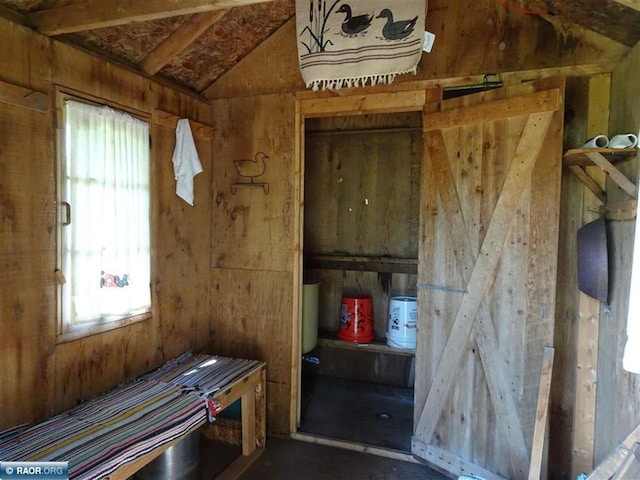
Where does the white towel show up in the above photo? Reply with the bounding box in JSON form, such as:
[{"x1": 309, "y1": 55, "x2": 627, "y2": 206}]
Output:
[{"x1": 172, "y1": 118, "x2": 203, "y2": 206}]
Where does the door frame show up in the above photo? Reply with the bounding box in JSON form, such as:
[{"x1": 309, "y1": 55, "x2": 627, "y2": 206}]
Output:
[{"x1": 290, "y1": 85, "x2": 442, "y2": 439}]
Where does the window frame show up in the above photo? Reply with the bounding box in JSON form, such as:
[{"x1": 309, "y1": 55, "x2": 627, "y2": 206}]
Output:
[{"x1": 55, "y1": 87, "x2": 153, "y2": 343}]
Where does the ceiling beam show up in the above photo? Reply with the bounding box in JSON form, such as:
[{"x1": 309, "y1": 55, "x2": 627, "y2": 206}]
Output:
[
  {"x1": 26, "y1": 0, "x2": 271, "y2": 36},
  {"x1": 521, "y1": 0, "x2": 640, "y2": 46},
  {"x1": 613, "y1": 0, "x2": 640, "y2": 12},
  {"x1": 0, "y1": 4, "x2": 26, "y2": 25},
  {"x1": 139, "y1": 10, "x2": 227, "y2": 75}
]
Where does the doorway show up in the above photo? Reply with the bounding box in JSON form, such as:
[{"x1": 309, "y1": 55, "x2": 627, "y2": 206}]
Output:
[{"x1": 297, "y1": 109, "x2": 422, "y2": 452}]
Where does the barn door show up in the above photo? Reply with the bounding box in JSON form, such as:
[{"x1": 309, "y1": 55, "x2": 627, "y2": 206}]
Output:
[{"x1": 412, "y1": 78, "x2": 564, "y2": 480}]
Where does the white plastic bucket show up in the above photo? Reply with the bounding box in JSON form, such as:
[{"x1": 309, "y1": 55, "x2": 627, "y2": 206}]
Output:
[{"x1": 387, "y1": 296, "x2": 417, "y2": 349}]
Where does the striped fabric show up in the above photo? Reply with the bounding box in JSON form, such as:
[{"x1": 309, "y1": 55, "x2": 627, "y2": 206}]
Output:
[{"x1": 0, "y1": 353, "x2": 263, "y2": 480}]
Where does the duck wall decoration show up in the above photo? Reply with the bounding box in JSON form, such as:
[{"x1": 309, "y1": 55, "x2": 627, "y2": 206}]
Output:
[
  {"x1": 231, "y1": 151, "x2": 270, "y2": 195},
  {"x1": 336, "y1": 4, "x2": 373, "y2": 36},
  {"x1": 377, "y1": 8, "x2": 418, "y2": 41},
  {"x1": 296, "y1": 0, "x2": 426, "y2": 91}
]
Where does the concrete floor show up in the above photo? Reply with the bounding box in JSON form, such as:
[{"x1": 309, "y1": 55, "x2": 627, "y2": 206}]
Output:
[
  {"x1": 196, "y1": 374, "x2": 448, "y2": 479},
  {"x1": 238, "y1": 436, "x2": 449, "y2": 479},
  {"x1": 298, "y1": 374, "x2": 414, "y2": 451}
]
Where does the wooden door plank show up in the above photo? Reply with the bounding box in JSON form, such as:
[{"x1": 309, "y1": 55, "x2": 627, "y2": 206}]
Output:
[
  {"x1": 415, "y1": 113, "x2": 554, "y2": 473},
  {"x1": 412, "y1": 439, "x2": 507, "y2": 480},
  {"x1": 418, "y1": 117, "x2": 553, "y2": 477},
  {"x1": 611, "y1": 443, "x2": 640, "y2": 480},
  {"x1": 588, "y1": 423, "x2": 640, "y2": 479},
  {"x1": 140, "y1": 10, "x2": 227, "y2": 75},
  {"x1": 573, "y1": 293, "x2": 601, "y2": 478},
  {"x1": 27, "y1": 0, "x2": 271, "y2": 35},
  {"x1": 528, "y1": 347, "x2": 555, "y2": 480},
  {"x1": 423, "y1": 89, "x2": 559, "y2": 130}
]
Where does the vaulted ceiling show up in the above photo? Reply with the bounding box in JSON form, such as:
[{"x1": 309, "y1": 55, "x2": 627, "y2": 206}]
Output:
[{"x1": 1, "y1": 0, "x2": 639, "y2": 100}]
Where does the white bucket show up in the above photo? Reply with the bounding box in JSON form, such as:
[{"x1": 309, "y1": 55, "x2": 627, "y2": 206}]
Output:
[{"x1": 387, "y1": 296, "x2": 417, "y2": 349}]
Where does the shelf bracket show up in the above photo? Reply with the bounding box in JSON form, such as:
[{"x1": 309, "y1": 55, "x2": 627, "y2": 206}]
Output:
[{"x1": 563, "y1": 148, "x2": 638, "y2": 204}]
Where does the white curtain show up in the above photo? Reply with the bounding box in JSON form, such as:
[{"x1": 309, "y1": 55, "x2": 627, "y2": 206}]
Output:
[{"x1": 63, "y1": 100, "x2": 150, "y2": 327}]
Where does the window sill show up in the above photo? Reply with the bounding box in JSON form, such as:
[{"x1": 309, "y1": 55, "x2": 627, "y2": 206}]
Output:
[{"x1": 56, "y1": 311, "x2": 152, "y2": 344}]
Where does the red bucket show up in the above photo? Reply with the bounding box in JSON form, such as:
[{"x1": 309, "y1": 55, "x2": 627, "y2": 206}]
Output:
[{"x1": 339, "y1": 295, "x2": 374, "y2": 343}]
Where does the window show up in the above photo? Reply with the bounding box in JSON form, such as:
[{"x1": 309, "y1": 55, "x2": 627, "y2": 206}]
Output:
[{"x1": 58, "y1": 97, "x2": 151, "y2": 338}]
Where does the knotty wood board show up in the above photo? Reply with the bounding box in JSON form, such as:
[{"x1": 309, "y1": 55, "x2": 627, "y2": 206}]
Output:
[
  {"x1": 0, "y1": 101, "x2": 56, "y2": 427},
  {"x1": 152, "y1": 117, "x2": 212, "y2": 361},
  {"x1": 209, "y1": 268, "x2": 293, "y2": 435},
  {"x1": 414, "y1": 78, "x2": 563, "y2": 479},
  {"x1": 304, "y1": 113, "x2": 421, "y2": 259},
  {"x1": 571, "y1": 73, "x2": 610, "y2": 480},
  {"x1": 0, "y1": 8, "x2": 56, "y2": 430},
  {"x1": 548, "y1": 75, "x2": 592, "y2": 479},
  {"x1": 210, "y1": 93, "x2": 295, "y2": 273}
]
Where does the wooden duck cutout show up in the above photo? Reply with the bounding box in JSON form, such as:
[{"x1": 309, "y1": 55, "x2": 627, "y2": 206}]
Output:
[
  {"x1": 377, "y1": 8, "x2": 418, "y2": 41},
  {"x1": 336, "y1": 4, "x2": 373, "y2": 36}
]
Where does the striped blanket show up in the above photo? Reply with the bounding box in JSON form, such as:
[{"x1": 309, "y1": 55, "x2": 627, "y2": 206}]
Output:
[{"x1": 0, "y1": 353, "x2": 262, "y2": 480}]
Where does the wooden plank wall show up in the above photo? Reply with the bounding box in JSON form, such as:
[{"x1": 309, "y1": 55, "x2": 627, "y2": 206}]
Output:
[
  {"x1": 594, "y1": 40, "x2": 640, "y2": 466},
  {"x1": 205, "y1": 0, "x2": 629, "y2": 99},
  {"x1": 209, "y1": 93, "x2": 297, "y2": 435},
  {"x1": 304, "y1": 113, "x2": 421, "y2": 337},
  {"x1": 0, "y1": 16, "x2": 213, "y2": 426},
  {"x1": 550, "y1": 75, "x2": 592, "y2": 479}
]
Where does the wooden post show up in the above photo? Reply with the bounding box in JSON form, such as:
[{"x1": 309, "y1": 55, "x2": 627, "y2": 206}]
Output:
[
  {"x1": 572, "y1": 73, "x2": 610, "y2": 478},
  {"x1": 529, "y1": 347, "x2": 555, "y2": 480}
]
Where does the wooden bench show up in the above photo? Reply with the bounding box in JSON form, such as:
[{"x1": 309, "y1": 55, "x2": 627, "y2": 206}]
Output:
[{"x1": 0, "y1": 353, "x2": 266, "y2": 480}]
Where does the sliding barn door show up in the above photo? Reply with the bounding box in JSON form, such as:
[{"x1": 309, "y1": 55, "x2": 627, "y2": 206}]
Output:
[{"x1": 413, "y1": 78, "x2": 564, "y2": 480}]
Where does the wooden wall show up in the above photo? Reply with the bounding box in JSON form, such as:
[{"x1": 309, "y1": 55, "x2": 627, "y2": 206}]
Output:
[
  {"x1": 2, "y1": 2, "x2": 640, "y2": 475},
  {"x1": 209, "y1": 93, "x2": 297, "y2": 435},
  {"x1": 205, "y1": 0, "x2": 628, "y2": 100},
  {"x1": 593, "y1": 40, "x2": 640, "y2": 465},
  {"x1": 304, "y1": 113, "x2": 421, "y2": 337},
  {"x1": 203, "y1": 0, "x2": 639, "y2": 465},
  {"x1": 0, "y1": 16, "x2": 213, "y2": 427}
]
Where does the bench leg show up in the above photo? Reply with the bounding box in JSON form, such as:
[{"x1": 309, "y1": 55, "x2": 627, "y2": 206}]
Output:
[{"x1": 241, "y1": 367, "x2": 266, "y2": 456}]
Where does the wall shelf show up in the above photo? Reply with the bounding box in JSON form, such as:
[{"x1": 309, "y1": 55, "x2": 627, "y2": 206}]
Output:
[
  {"x1": 316, "y1": 335, "x2": 415, "y2": 357},
  {"x1": 564, "y1": 147, "x2": 638, "y2": 203},
  {"x1": 305, "y1": 254, "x2": 418, "y2": 274}
]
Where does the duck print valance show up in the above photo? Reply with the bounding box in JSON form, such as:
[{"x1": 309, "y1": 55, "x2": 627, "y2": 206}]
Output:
[{"x1": 296, "y1": 0, "x2": 426, "y2": 91}]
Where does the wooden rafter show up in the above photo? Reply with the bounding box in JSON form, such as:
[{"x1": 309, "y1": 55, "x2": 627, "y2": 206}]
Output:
[
  {"x1": 140, "y1": 10, "x2": 228, "y2": 75},
  {"x1": 614, "y1": 0, "x2": 640, "y2": 12},
  {"x1": 520, "y1": 0, "x2": 640, "y2": 46},
  {"x1": 26, "y1": 0, "x2": 271, "y2": 36}
]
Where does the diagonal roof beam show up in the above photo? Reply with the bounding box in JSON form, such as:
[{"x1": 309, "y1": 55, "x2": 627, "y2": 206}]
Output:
[
  {"x1": 520, "y1": 0, "x2": 640, "y2": 47},
  {"x1": 140, "y1": 10, "x2": 227, "y2": 75},
  {"x1": 26, "y1": 0, "x2": 271, "y2": 36},
  {"x1": 614, "y1": 0, "x2": 640, "y2": 12}
]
